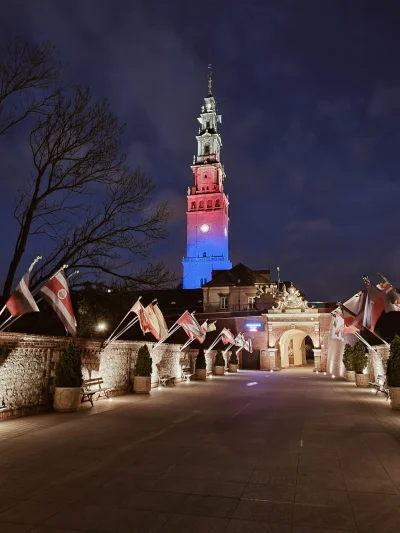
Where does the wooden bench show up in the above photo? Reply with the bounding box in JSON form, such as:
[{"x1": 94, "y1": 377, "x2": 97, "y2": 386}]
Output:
[
  {"x1": 369, "y1": 374, "x2": 389, "y2": 398},
  {"x1": 158, "y1": 373, "x2": 176, "y2": 387},
  {"x1": 181, "y1": 367, "x2": 193, "y2": 382},
  {"x1": 81, "y1": 378, "x2": 112, "y2": 407}
]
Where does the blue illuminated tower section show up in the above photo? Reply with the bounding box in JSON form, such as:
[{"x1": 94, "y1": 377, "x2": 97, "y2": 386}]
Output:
[{"x1": 182, "y1": 66, "x2": 232, "y2": 289}]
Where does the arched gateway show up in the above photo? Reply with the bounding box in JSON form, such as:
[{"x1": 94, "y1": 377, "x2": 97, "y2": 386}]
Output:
[{"x1": 262, "y1": 283, "x2": 331, "y2": 372}]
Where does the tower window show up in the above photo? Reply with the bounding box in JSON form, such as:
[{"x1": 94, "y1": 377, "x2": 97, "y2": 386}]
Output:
[
  {"x1": 191, "y1": 202, "x2": 195, "y2": 210},
  {"x1": 215, "y1": 199, "x2": 220, "y2": 208},
  {"x1": 206, "y1": 121, "x2": 210, "y2": 129},
  {"x1": 204, "y1": 144, "x2": 210, "y2": 155},
  {"x1": 248, "y1": 296, "x2": 256, "y2": 309},
  {"x1": 207, "y1": 200, "x2": 212, "y2": 208},
  {"x1": 203, "y1": 252, "x2": 206, "y2": 257},
  {"x1": 204, "y1": 174, "x2": 207, "y2": 179}
]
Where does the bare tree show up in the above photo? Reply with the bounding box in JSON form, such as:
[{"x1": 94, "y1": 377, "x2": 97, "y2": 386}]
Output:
[
  {"x1": 2, "y1": 47, "x2": 173, "y2": 296},
  {"x1": 0, "y1": 40, "x2": 59, "y2": 137}
]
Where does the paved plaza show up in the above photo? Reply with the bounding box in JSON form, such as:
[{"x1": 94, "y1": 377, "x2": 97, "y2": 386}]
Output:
[{"x1": 1, "y1": 369, "x2": 400, "y2": 532}]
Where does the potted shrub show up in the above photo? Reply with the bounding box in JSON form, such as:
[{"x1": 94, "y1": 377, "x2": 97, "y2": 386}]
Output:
[
  {"x1": 133, "y1": 344, "x2": 153, "y2": 393},
  {"x1": 214, "y1": 349, "x2": 225, "y2": 375},
  {"x1": 195, "y1": 346, "x2": 207, "y2": 380},
  {"x1": 53, "y1": 341, "x2": 82, "y2": 412},
  {"x1": 228, "y1": 347, "x2": 239, "y2": 373},
  {"x1": 353, "y1": 341, "x2": 369, "y2": 387},
  {"x1": 387, "y1": 334, "x2": 400, "y2": 409},
  {"x1": 343, "y1": 344, "x2": 355, "y2": 382}
]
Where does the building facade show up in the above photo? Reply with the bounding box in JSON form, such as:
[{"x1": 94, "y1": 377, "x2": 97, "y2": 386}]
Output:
[{"x1": 182, "y1": 67, "x2": 232, "y2": 289}]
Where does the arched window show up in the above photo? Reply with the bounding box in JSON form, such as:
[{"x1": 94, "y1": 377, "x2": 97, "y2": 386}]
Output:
[
  {"x1": 207, "y1": 200, "x2": 212, "y2": 208},
  {"x1": 199, "y1": 201, "x2": 204, "y2": 209},
  {"x1": 191, "y1": 202, "x2": 195, "y2": 210},
  {"x1": 204, "y1": 174, "x2": 207, "y2": 179},
  {"x1": 200, "y1": 278, "x2": 203, "y2": 286},
  {"x1": 204, "y1": 144, "x2": 210, "y2": 155},
  {"x1": 206, "y1": 121, "x2": 210, "y2": 129},
  {"x1": 203, "y1": 252, "x2": 206, "y2": 257},
  {"x1": 202, "y1": 187, "x2": 205, "y2": 191},
  {"x1": 215, "y1": 199, "x2": 220, "y2": 208},
  {"x1": 206, "y1": 186, "x2": 209, "y2": 190}
]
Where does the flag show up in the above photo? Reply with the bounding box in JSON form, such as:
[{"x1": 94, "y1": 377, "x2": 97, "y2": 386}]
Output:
[
  {"x1": 6, "y1": 269, "x2": 39, "y2": 317},
  {"x1": 131, "y1": 300, "x2": 151, "y2": 335},
  {"x1": 362, "y1": 284, "x2": 385, "y2": 333},
  {"x1": 235, "y1": 333, "x2": 245, "y2": 348},
  {"x1": 152, "y1": 304, "x2": 169, "y2": 340},
  {"x1": 244, "y1": 338, "x2": 253, "y2": 353},
  {"x1": 38, "y1": 271, "x2": 76, "y2": 336},
  {"x1": 144, "y1": 304, "x2": 163, "y2": 341},
  {"x1": 201, "y1": 321, "x2": 217, "y2": 333},
  {"x1": 221, "y1": 328, "x2": 235, "y2": 345},
  {"x1": 377, "y1": 274, "x2": 400, "y2": 312},
  {"x1": 177, "y1": 311, "x2": 206, "y2": 343},
  {"x1": 340, "y1": 292, "x2": 366, "y2": 331}
]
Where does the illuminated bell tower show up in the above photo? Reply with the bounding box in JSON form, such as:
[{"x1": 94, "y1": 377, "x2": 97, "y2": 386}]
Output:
[{"x1": 182, "y1": 65, "x2": 232, "y2": 289}]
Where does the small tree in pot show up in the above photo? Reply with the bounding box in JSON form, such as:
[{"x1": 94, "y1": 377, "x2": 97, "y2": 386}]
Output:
[
  {"x1": 228, "y1": 347, "x2": 239, "y2": 373},
  {"x1": 133, "y1": 344, "x2": 153, "y2": 393},
  {"x1": 343, "y1": 344, "x2": 355, "y2": 382},
  {"x1": 195, "y1": 346, "x2": 207, "y2": 380},
  {"x1": 53, "y1": 341, "x2": 82, "y2": 412},
  {"x1": 214, "y1": 349, "x2": 225, "y2": 375},
  {"x1": 353, "y1": 341, "x2": 369, "y2": 387},
  {"x1": 387, "y1": 334, "x2": 400, "y2": 409}
]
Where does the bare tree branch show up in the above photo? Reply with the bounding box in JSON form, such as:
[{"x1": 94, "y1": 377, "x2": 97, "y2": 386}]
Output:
[{"x1": 1, "y1": 43, "x2": 174, "y2": 295}]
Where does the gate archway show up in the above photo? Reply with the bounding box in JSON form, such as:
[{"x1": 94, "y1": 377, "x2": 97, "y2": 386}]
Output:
[{"x1": 277, "y1": 329, "x2": 313, "y2": 368}]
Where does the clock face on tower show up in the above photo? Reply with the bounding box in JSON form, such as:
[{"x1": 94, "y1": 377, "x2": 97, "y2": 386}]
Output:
[{"x1": 200, "y1": 223, "x2": 210, "y2": 234}]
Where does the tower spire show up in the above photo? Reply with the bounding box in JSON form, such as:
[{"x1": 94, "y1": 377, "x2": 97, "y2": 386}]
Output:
[{"x1": 208, "y1": 64, "x2": 212, "y2": 96}]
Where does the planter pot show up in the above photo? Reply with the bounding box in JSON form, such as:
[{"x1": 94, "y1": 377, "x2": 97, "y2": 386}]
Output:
[
  {"x1": 228, "y1": 364, "x2": 238, "y2": 373},
  {"x1": 345, "y1": 370, "x2": 356, "y2": 382},
  {"x1": 195, "y1": 368, "x2": 207, "y2": 381},
  {"x1": 355, "y1": 373, "x2": 369, "y2": 388},
  {"x1": 53, "y1": 387, "x2": 81, "y2": 412},
  {"x1": 133, "y1": 376, "x2": 151, "y2": 394},
  {"x1": 214, "y1": 365, "x2": 224, "y2": 376},
  {"x1": 389, "y1": 387, "x2": 400, "y2": 410}
]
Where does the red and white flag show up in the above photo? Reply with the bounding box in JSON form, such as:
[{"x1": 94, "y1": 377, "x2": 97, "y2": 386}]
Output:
[
  {"x1": 6, "y1": 269, "x2": 39, "y2": 317},
  {"x1": 39, "y1": 271, "x2": 76, "y2": 336},
  {"x1": 152, "y1": 304, "x2": 169, "y2": 340},
  {"x1": 235, "y1": 333, "x2": 245, "y2": 348},
  {"x1": 177, "y1": 311, "x2": 206, "y2": 343},
  {"x1": 341, "y1": 292, "x2": 366, "y2": 331},
  {"x1": 362, "y1": 284, "x2": 385, "y2": 333},
  {"x1": 131, "y1": 300, "x2": 151, "y2": 335},
  {"x1": 221, "y1": 328, "x2": 235, "y2": 345},
  {"x1": 201, "y1": 320, "x2": 216, "y2": 333},
  {"x1": 246, "y1": 338, "x2": 253, "y2": 353},
  {"x1": 331, "y1": 309, "x2": 344, "y2": 340},
  {"x1": 377, "y1": 274, "x2": 400, "y2": 312},
  {"x1": 144, "y1": 303, "x2": 168, "y2": 341}
]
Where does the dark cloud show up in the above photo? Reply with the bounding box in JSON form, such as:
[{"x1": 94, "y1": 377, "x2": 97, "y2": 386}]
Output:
[{"x1": 1, "y1": 0, "x2": 400, "y2": 300}]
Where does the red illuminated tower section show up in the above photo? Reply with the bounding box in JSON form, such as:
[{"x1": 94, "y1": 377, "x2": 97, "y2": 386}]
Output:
[{"x1": 182, "y1": 66, "x2": 232, "y2": 289}]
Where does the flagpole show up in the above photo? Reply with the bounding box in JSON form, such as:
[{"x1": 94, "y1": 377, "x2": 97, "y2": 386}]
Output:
[
  {"x1": 222, "y1": 342, "x2": 234, "y2": 356},
  {"x1": 0, "y1": 265, "x2": 74, "y2": 333},
  {"x1": 206, "y1": 332, "x2": 223, "y2": 354},
  {"x1": 104, "y1": 296, "x2": 142, "y2": 345},
  {"x1": 354, "y1": 331, "x2": 378, "y2": 355},
  {"x1": 105, "y1": 317, "x2": 139, "y2": 345},
  {"x1": 0, "y1": 306, "x2": 6, "y2": 317},
  {"x1": 338, "y1": 299, "x2": 390, "y2": 347},
  {"x1": 361, "y1": 276, "x2": 391, "y2": 347}
]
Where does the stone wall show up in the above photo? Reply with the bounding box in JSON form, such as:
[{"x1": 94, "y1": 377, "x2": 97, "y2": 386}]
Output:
[
  {"x1": 0, "y1": 332, "x2": 219, "y2": 420},
  {"x1": 368, "y1": 344, "x2": 390, "y2": 382}
]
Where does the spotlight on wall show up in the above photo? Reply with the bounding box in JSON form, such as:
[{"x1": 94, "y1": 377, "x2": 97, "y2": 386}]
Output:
[
  {"x1": 332, "y1": 375, "x2": 335, "y2": 379},
  {"x1": 324, "y1": 372, "x2": 327, "y2": 376},
  {"x1": 158, "y1": 385, "x2": 162, "y2": 390},
  {"x1": 97, "y1": 322, "x2": 107, "y2": 331}
]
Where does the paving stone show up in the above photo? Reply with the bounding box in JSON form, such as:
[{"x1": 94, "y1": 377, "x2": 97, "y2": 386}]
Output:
[
  {"x1": 193, "y1": 480, "x2": 246, "y2": 498},
  {"x1": 225, "y1": 519, "x2": 291, "y2": 532},
  {"x1": 242, "y1": 483, "x2": 295, "y2": 503},
  {"x1": 233, "y1": 499, "x2": 293, "y2": 524},
  {"x1": 159, "y1": 513, "x2": 229, "y2": 532}
]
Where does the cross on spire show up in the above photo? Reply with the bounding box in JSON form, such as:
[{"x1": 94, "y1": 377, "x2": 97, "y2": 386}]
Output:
[{"x1": 208, "y1": 64, "x2": 212, "y2": 96}]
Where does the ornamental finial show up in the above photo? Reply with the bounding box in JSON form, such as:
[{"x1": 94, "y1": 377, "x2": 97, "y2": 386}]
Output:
[{"x1": 208, "y1": 64, "x2": 212, "y2": 96}]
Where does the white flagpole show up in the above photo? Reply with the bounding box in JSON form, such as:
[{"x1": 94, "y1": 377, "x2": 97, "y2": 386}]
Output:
[
  {"x1": 153, "y1": 310, "x2": 197, "y2": 349},
  {"x1": 206, "y1": 332, "x2": 223, "y2": 354},
  {"x1": 354, "y1": 331, "x2": 379, "y2": 355},
  {"x1": 104, "y1": 296, "x2": 142, "y2": 345},
  {"x1": 222, "y1": 342, "x2": 234, "y2": 356},
  {"x1": 106, "y1": 317, "x2": 139, "y2": 345},
  {"x1": 0, "y1": 306, "x2": 7, "y2": 318},
  {"x1": 180, "y1": 337, "x2": 194, "y2": 351}
]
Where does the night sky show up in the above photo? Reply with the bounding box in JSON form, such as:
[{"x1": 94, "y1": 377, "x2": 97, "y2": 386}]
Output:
[{"x1": 1, "y1": 0, "x2": 400, "y2": 302}]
